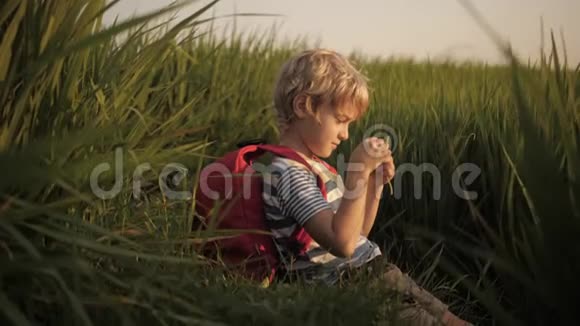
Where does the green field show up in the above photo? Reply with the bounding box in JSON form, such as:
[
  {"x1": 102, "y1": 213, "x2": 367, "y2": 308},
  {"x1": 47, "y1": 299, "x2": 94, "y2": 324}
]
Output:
[{"x1": 1, "y1": 1, "x2": 579, "y2": 325}]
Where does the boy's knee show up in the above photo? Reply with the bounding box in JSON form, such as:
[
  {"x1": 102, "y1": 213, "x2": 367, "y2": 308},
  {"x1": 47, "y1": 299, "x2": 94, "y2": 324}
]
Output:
[
  {"x1": 378, "y1": 263, "x2": 449, "y2": 320},
  {"x1": 380, "y1": 263, "x2": 409, "y2": 293}
]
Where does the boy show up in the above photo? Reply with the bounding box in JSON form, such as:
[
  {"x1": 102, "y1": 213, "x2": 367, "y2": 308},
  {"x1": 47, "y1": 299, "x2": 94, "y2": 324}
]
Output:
[{"x1": 262, "y1": 49, "x2": 471, "y2": 326}]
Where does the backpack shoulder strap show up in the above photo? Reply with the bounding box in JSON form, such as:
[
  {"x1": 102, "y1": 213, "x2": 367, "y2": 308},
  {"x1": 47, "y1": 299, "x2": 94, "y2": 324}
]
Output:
[
  {"x1": 256, "y1": 144, "x2": 313, "y2": 170},
  {"x1": 258, "y1": 144, "x2": 338, "y2": 176},
  {"x1": 309, "y1": 156, "x2": 338, "y2": 175},
  {"x1": 255, "y1": 144, "x2": 327, "y2": 194}
]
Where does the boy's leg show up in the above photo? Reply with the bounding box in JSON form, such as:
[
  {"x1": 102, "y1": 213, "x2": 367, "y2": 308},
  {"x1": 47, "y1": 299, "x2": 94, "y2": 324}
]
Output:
[
  {"x1": 379, "y1": 263, "x2": 448, "y2": 323},
  {"x1": 375, "y1": 262, "x2": 472, "y2": 326},
  {"x1": 395, "y1": 304, "x2": 446, "y2": 326}
]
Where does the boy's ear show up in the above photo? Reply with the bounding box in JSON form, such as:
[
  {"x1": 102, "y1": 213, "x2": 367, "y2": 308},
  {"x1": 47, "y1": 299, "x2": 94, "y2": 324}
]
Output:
[{"x1": 292, "y1": 94, "x2": 309, "y2": 119}]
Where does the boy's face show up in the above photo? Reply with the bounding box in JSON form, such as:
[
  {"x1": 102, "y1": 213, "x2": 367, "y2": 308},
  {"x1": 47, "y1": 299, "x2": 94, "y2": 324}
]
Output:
[{"x1": 295, "y1": 100, "x2": 359, "y2": 158}]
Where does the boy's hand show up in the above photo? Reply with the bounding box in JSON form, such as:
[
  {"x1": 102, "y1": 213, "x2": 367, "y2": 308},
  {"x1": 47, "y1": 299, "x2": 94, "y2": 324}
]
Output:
[
  {"x1": 367, "y1": 142, "x2": 395, "y2": 196},
  {"x1": 370, "y1": 155, "x2": 395, "y2": 186},
  {"x1": 349, "y1": 137, "x2": 391, "y2": 176}
]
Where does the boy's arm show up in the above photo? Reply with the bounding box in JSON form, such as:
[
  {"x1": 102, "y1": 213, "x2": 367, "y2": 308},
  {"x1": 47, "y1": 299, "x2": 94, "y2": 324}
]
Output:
[
  {"x1": 362, "y1": 157, "x2": 395, "y2": 236},
  {"x1": 362, "y1": 175, "x2": 384, "y2": 236},
  {"x1": 302, "y1": 168, "x2": 371, "y2": 258}
]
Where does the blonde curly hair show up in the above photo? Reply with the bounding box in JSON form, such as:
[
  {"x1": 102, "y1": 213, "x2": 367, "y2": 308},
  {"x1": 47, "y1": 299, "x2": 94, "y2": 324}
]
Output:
[{"x1": 272, "y1": 49, "x2": 370, "y2": 134}]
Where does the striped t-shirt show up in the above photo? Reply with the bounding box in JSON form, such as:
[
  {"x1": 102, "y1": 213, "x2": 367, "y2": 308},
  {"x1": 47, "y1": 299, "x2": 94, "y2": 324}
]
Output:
[{"x1": 261, "y1": 154, "x2": 382, "y2": 285}]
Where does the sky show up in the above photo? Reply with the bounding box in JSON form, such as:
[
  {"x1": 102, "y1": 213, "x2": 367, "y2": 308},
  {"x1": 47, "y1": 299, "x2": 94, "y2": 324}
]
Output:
[{"x1": 103, "y1": 0, "x2": 579, "y2": 65}]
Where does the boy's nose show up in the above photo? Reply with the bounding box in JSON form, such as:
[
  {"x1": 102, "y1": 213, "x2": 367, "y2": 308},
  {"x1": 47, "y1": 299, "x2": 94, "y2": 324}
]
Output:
[{"x1": 339, "y1": 128, "x2": 349, "y2": 141}]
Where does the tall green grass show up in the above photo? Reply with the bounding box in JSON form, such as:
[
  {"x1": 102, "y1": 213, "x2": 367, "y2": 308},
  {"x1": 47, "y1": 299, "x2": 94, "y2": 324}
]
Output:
[{"x1": 1, "y1": 0, "x2": 578, "y2": 325}]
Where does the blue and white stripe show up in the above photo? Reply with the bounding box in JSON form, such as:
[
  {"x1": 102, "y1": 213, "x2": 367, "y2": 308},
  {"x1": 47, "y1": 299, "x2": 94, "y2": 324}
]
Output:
[{"x1": 262, "y1": 155, "x2": 382, "y2": 284}]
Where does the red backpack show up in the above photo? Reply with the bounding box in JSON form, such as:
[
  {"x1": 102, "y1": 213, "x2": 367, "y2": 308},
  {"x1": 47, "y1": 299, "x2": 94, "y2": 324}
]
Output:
[{"x1": 193, "y1": 140, "x2": 337, "y2": 284}]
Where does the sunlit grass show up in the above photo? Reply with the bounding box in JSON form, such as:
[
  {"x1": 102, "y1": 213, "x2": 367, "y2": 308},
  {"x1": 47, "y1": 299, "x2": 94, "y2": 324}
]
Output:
[{"x1": 0, "y1": 0, "x2": 578, "y2": 325}]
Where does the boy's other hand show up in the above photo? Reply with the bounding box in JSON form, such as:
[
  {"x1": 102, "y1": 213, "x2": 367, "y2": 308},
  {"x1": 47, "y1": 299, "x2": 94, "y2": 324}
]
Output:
[
  {"x1": 371, "y1": 155, "x2": 395, "y2": 186},
  {"x1": 349, "y1": 137, "x2": 392, "y2": 176}
]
